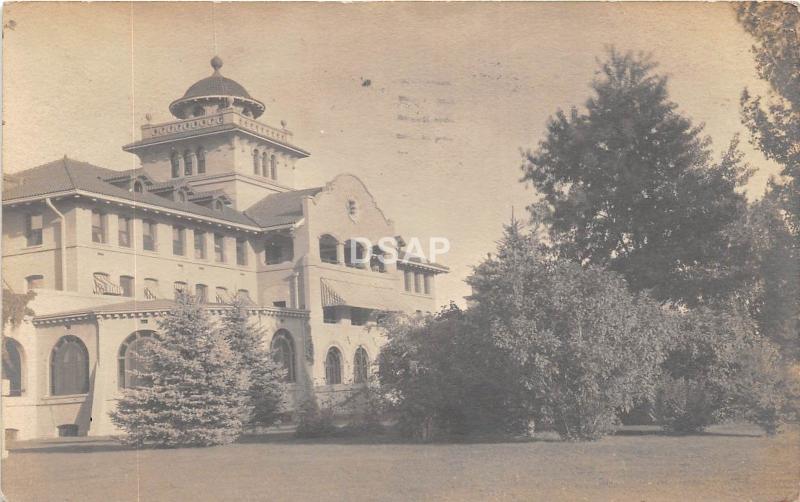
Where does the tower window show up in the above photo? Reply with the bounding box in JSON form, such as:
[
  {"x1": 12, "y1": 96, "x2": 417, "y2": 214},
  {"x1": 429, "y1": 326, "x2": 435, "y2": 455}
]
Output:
[
  {"x1": 171, "y1": 151, "x2": 180, "y2": 178},
  {"x1": 192, "y1": 105, "x2": 205, "y2": 117},
  {"x1": 183, "y1": 150, "x2": 193, "y2": 176},
  {"x1": 253, "y1": 149, "x2": 260, "y2": 175},
  {"x1": 270, "y1": 155, "x2": 278, "y2": 180},
  {"x1": 196, "y1": 147, "x2": 206, "y2": 174},
  {"x1": 133, "y1": 181, "x2": 143, "y2": 193},
  {"x1": 262, "y1": 151, "x2": 269, "y2": 177}
]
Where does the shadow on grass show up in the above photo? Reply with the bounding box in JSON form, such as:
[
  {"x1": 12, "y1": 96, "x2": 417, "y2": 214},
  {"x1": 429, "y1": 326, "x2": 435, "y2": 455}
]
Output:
[{"x1": 613, "y1": 427, "x2": 763, "y2": 439}]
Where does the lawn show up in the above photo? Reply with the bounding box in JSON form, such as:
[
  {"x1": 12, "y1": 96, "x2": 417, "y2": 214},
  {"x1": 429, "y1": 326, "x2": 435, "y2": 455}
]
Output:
[{"x1": 2, "y1": 424, "x2": 797, "y2": 502}]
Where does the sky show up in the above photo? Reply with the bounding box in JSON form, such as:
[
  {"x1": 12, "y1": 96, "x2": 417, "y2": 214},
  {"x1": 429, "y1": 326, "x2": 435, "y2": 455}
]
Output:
[{"x1": 2, "y1": 2, "x2": 780, "y2": 306}]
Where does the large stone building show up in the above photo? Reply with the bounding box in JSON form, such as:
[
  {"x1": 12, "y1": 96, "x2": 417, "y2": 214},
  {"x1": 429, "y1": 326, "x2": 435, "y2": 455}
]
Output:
[{"x1": 1, "y1": 57, "x2": 447, "y2": 440}]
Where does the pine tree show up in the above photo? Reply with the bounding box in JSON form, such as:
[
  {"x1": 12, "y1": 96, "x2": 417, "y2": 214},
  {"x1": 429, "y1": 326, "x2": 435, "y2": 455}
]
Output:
[
  {"x1": 219, "y1": 298, "x2": 285, "y2": 428},
  {"x1": 522, "y1": 49, "x2": 752, "y2": 306},
  {"x1": 110, "y1": 293, "x2": 249, "y2": 447}
]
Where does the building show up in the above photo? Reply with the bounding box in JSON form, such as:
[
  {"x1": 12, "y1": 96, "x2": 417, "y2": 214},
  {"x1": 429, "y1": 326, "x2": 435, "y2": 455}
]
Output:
[{"x1": 1, "y1": 57, "x2": 447, "y2": 440}]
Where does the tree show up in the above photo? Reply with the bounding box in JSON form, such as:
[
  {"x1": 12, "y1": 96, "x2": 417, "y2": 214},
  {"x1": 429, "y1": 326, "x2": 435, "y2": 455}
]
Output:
[
  {"x1": 737, "y1": 2, "x2": 800, "y2": 236},
  {"x1": 726, "y1": 195, "x2": 799, "y2": 360},
  {"x1": 522, "y1": 49, "x2": 752, "y2": 306},
  {"x1": 219, "y1": 299, "x2": 285, "y2": 428},
  {"x1": 467, "y1": 221, "x2": 673, "y2": 440},
  {"x1": 1, "y1": 288, "x2": 35, "y2": 329},
  {"x1": 110, "y1": 293, "x2": 249, "y2": 447}
]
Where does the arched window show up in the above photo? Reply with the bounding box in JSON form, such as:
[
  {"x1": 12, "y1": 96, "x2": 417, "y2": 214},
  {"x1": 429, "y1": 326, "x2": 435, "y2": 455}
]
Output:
[
  {"x1": 253, "y1": 149, "x2": 260, "y2": 175},
  {"x1": 118, "y1": 331, "x2": 155, "y2": 389},
  {"x1": 183, "y1": 150, "x2": 193, "y2": 176},
  {"x1": 272, "y1": 330, "x2": 296, "y2": 383},
  {"x1": 214, "y1": 200, "x2": 224, "y2": 212},
  {"x1": 319, "y1": 234, "x2": 339, "y2": 264},
  {"x1": 353, "y1": 347, "x2": 369, "y2": 384},
  {"x1": 344, "y1": 239, "x2": 367, "y2": 268},
  {"x1": 177, "y1": 189, "x2": 187, "y2": 203},
  {"x1": 192, "y1": 105, "x2": 205, "y2": 117},
  {"x1": 196, "y1": 147, "x2": 206, "y2": 174},
  {"x1": 133, "y1": 181, "x2": 143, "y2": 193},
  {"x1": 50, "y1": 335, "x2": 89, "y2": 396},
  {"x1": 262, "y1": 151, "x2": 269, "y2": 177},
  {"x1": 270, "y1": 155, "x2": 278, "y2": 180},
  {"x1": 325, "y1": 347, "x2": 342, "y2": 385},
  {"x1": 2, "y1": 339, "x2": 24, "y2": 396},
  {"x1": 171, "y1": 151, "x2": 180, "y2": 178},
  {"x1": 264, "y1": 233, "x2": 294, "y2": 265}
]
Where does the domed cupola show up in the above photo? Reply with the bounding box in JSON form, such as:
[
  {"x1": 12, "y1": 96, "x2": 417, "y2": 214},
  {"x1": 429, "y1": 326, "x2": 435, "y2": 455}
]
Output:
[{"x1": 168, "y1": 56, "x2": 266, "y2": 119}]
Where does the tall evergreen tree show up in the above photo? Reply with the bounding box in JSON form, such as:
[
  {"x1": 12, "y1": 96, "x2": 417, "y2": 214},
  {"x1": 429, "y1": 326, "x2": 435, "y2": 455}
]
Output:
[
  {"x1": 219, "y1": 299, "x2": 285, "y2": 428},
  {"x1": 110, "y1": 293, "x2": 249, "y2": 447},
  {"x1": 522, "y1": 49, "x2": 752, "y2": 306}
]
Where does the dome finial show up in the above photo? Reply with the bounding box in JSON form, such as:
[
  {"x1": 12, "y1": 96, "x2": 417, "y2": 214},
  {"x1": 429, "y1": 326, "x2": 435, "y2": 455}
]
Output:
[{"x1": 210, "y1": 55, "x2": 223, "y2": 72}]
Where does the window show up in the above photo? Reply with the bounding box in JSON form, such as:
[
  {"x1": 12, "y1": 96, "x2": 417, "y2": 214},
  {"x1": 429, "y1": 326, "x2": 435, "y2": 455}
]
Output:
[
  {"x1": 133, "y1": 181, "x2": 143, "y2": 193},
  {"x1": 264, "y1": 233, "x2": 293, "y2": 265},
  {"x1": 93, "y1": 272, "x2": 122, "y2": 295},
  {"x1": 195, "y1": 284, "x2": 208, "y2": 303},
  {"x1": 142, "y1": 220, "x2": 157, "y2": 251},
  {"x1": 325, "y1": 347, "x2": 342, "y2": 385},
  {"x1": 270, "y1": 155, "x2": 278, "y2": 179},
  {"x1": 236, "y1": 289, "x2": 251, "y2": 302},
  {"x1": 273, "y1": 301, "x2": 287, "y2": 308},
  {"x1": 272, "y1": 330, "x2": 296, "y2": 383},
  {"x1": 319, "y1": 235, "x2": 338, "y2": 264},
  {"x1": 347, "y1": 199, "x2": 358, "y2": 218},
  {"x1": 118, "y1": 215, "x2": 132, "y2": 247},
  {"x1": 371, "y1": 245, "x2": 386, "y2": 272},
  {"x1": 91, "y1": 210, "x2": 106, "y2": 243},
  {"x1": 144, "y1": 278, "x2": 159, "y2": 299},
  {"x1": 194, "y1": 230, "x2": 206, "y2": 259},
  {"x1": 344, "y1": 239, "x2": 366, "y2": 268},
  {"x1": 118, "y1": 331, "x2": 154, "y2": 389},
  {"x1": 214, "y1": 234, "x2": 225, "y2": 262},
  {"x1": 50, "y1": 336, "x2": 89, "y2": 396},
  {"x1": 3, "y1": 339, "x2": 24, "y2": 396},
  {"x1": 236, "y1": 238, "x2": 248, "y2": 266},
  {"x1": 353, "y1": 347, "x2": 369, "y2": 384},
  {"x1": 177, "y1": 190, "x2": 187, "y2": 203},
  {"x1": 404, "y1": 270, "x2": 414, "y2": 292},
  {"x1": 323, "y1": 306, "x2": 337, "y2": 324},
  {"x1": 253, "y1": 149, "x2": 260, "y2": 174},
  {"x1": 192, "y1": 105, "x2": 205, "y2": 117},
  {"x1": 262, "y1": 152, "x2": 269, "y2": 177},
  {"x1": 174, "y1": 281, "x2": 187, "y2": 298},
  {"x1": 25, "y1": 275, "x2": 43, "y2": 290},
  {"x1": 214, "y1": 200, "x2": 224, "y2": 212},
  {"x1": 120, "y1": 276, "x2": 134, "y2": 297},
  {"x1": 25, "y1": 213, "x2": 43, "y2": 246},
  {"x1": 172, "y1": 226, "x2": 185, "y2": 255},
  {"x1": 215, "y1": 287, "x2": 230, "y2": 303},
  {"x1": 351, "y1": 308, "x2": 370, "y2": 326},
  {"x1": 196, "y1": 147, "x2": 206, "y2": 174},
  {"x1": 424, "y1": 273, "x2": 432, "y2": 295},
  {"x1": 183, "y1": 150, "x2": 193, "y2": 176},
  {"x1": 171, "y1": 151, "x2": 180, "y2": 178}
]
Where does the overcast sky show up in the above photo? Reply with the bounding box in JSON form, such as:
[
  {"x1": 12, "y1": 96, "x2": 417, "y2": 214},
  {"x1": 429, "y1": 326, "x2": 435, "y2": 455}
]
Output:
[{"x1": 3, "y1": 2, "x2": 779, "y2": 306}]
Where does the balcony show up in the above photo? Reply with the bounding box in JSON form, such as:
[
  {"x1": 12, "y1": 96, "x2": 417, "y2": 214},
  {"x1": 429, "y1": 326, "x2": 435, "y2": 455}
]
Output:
[{"x1": 137, "y1": 110, "x2": 295, "y2": 146}]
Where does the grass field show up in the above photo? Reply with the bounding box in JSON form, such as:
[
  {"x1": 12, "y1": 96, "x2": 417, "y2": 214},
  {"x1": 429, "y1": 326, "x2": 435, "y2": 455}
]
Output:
[{"x1": 2, "y1": 424, "x2": 797, "y2": 502}]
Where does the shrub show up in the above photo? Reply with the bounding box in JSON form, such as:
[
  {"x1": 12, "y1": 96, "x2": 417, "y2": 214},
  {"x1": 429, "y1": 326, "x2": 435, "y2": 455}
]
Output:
[
  {"x1": 378, "y1": 304, "x2": 525, "y2": 441},
  {"x1": 294, "y1": 397, "x2": 337, "y2": 438},
  {"x1": 656, "y1": 305, "x2": 789, "y2": 434}
]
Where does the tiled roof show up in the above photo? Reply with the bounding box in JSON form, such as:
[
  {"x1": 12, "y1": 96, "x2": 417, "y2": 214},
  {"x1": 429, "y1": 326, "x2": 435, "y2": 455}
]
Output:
[
  {"x1": 3, "y1": 158, "x2": 258, "y2": 227},
  {"x1": 182, "y1": 74, "x2": 253, "y2": 100},
  {"x1": 244, "y1": 187, "x2": 322, "y2": 228},
  {"x1": 398, "y1": 251, "x2": 449, "y2": 272}
]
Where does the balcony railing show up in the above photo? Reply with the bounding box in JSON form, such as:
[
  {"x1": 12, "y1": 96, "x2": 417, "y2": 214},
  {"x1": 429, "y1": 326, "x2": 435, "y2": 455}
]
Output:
[{"x1": 141, "y1": 110, "x2": 293, "y2": 144}]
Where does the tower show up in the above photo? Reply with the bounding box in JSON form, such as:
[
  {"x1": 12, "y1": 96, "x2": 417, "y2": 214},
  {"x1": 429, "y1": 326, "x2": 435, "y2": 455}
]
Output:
[{"x1": 122, "y1": 57, "x2": 310, "y2": 210}]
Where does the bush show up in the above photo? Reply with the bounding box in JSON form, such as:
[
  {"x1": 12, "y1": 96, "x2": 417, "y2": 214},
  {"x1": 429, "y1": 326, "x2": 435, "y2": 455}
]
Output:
[
  {"x1": 656, "y1": 305, "x2": 789, "y2": 434},
  {"x1": 377, "y1": 304, "x2": 524, "y2": 441},
  {"x1": 342, "y1": 381, "x2": 386, "y2": 435},
  {"x1": 294, "y1": 398, "x2": 337, "y2": 438}
]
